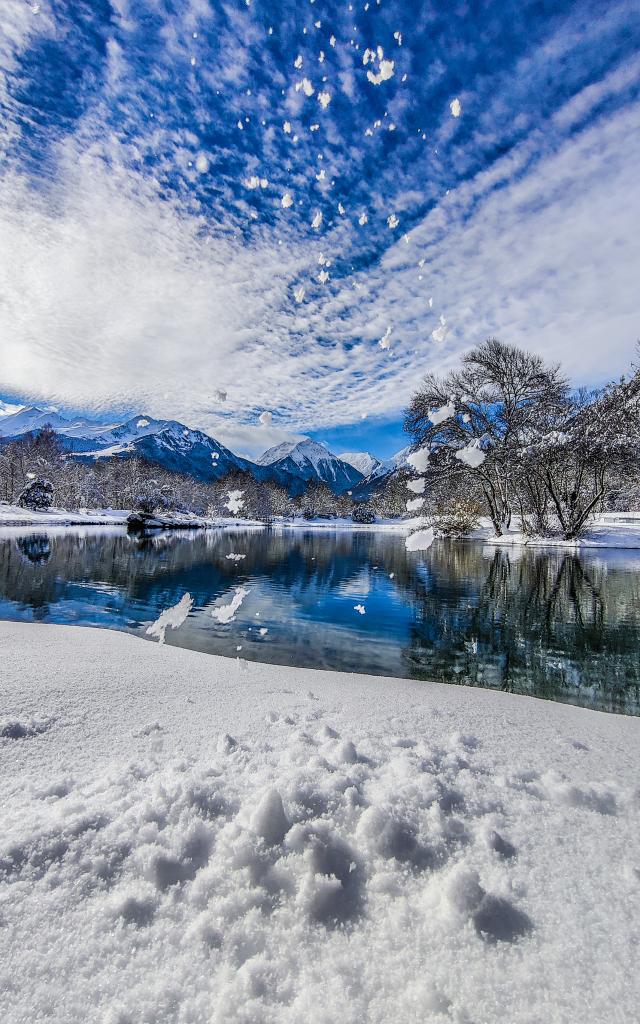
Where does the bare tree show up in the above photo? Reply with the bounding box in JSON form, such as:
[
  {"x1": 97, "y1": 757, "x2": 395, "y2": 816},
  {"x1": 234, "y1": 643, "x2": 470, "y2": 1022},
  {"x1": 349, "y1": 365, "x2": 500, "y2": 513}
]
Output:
[{"x1": 405, "y1": 339, "x2": 568, "y2": 535}]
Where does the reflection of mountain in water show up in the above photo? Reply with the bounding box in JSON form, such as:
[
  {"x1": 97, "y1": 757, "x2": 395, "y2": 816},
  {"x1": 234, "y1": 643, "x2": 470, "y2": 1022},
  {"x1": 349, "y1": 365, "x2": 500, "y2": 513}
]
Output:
[{"x1": 0, "y1": 528, "x2": 638, "y2": 714}]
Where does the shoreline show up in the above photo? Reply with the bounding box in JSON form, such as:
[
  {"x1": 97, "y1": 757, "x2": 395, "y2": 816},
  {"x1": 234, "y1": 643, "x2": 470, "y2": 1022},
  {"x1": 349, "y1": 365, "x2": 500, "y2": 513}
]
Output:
[{"x1": 2, "y1": 504, "x2": 640, "y2": 549}]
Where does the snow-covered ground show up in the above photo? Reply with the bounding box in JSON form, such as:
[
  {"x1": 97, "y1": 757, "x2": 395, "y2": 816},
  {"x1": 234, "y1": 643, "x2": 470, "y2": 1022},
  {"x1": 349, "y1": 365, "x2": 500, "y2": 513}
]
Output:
[
  {"x1": 472, "y1": 512, "x2": 640, "y2": 550},
  {"x1": 2, "y1": 502, "x2": 640, "y2": 548},
  {"x1": 0, "y1": 504, "x2": 131, "y2": 526},
  {"x1": 1, "y1": 621, "x2": 638, "y2": 1023}
]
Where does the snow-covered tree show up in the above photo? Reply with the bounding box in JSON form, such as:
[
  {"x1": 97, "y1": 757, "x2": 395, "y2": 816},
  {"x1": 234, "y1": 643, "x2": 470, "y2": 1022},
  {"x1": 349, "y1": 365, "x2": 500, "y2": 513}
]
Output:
[
  {"x1": 17, "y1": 477, "x2": 54, "y2": 510},
  {"x1": 301, "y1": 480, "x2": 337, "y2": 519},
  {"x1": 352, "y1": 503, "x2": 375, "y2": 524},
  {"x1": 405, "y1": 339, "x2": 568, "y2": 536}
]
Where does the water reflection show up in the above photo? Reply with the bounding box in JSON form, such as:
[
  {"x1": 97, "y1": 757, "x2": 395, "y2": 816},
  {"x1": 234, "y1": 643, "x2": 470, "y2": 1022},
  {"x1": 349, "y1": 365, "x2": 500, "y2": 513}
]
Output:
[{"x1": 1, "y1": 527, "x2": 638, "y2": 714}]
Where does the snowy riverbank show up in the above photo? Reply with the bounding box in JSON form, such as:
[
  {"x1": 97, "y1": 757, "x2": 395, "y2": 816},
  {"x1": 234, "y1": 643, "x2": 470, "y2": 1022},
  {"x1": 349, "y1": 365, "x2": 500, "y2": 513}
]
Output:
[
  {"x1": 1, "y1": 621, "x2": 639, "y2": 1023},
  {"x1": 2, "y1": 502, "x2": 640, "y2": 548}
]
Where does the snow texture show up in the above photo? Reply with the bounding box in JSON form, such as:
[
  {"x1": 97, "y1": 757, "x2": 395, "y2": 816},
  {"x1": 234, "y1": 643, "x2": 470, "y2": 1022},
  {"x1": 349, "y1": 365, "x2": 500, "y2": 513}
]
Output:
[
  {"x1": 429, "y1": 401, "x2": 455, "y2": 425},
  {"x1": 145, "y1": 593, "x2": 193, "y2": 644},
  {"x1": 455, "y1": 443, "x2": 486, "y2": 469},
  {"x1": 210, "y1": 586, "x2": 249, "y2": 624},
  {"x1": 406, "y1": 446, "x2": 430, "y2": 473},
  {"x1": 1, "y1": 621, "x2": 638, "y2": 1024},
  {"x1": 405, "y1": 526, "x2": 435, "y2": 552}
]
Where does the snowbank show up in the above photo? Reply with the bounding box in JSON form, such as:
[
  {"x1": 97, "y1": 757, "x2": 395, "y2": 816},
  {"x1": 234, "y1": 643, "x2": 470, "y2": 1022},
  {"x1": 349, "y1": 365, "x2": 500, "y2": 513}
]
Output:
[
  {"x1": 470, "y1": 513, "x2": 640, "y2": 550},
  {"x1": 1, "y1": 621, "x2": 638, "y2": 1023},
  {"x1": 0, "y1": 504, "x2": 130, "y2": 527},
  {"x1": 3, "y1": 503, "x2": 640, "y2": 549}
]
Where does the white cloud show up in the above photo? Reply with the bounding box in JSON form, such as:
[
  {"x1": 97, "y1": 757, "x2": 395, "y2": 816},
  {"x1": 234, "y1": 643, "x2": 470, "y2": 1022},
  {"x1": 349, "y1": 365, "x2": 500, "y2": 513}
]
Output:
[{"x1": 1, "y1": 52, "x2": 639, "y2": 456}]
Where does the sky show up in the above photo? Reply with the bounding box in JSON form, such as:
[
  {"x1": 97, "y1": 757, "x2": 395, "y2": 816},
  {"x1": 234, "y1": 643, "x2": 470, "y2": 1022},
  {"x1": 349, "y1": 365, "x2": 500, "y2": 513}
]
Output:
[{"x1": 0, "y1": 0, "x2": 639, "y2": 460}]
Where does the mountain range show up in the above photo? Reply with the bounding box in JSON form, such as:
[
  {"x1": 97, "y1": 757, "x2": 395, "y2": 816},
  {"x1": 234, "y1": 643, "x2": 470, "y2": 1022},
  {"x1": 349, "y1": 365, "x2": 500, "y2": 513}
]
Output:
[{"x1": 0, "y1": 405, "x2": 408, "y2": 497}]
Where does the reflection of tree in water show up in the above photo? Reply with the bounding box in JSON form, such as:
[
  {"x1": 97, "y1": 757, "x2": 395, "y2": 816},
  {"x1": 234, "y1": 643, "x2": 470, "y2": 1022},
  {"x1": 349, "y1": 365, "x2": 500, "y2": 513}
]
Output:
[
  {"x1": 403, "y1": 543, "x2": 640, "y2": 713},
  {"x1": 16, "y1": 535, "x2": 52, "y2": 565}
]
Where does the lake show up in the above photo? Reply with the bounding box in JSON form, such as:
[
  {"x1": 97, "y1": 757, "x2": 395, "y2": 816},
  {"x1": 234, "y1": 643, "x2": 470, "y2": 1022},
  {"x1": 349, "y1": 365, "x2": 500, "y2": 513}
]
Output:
[{"x1": 2, "y1": 526, "x2": 639, "y2": 715}]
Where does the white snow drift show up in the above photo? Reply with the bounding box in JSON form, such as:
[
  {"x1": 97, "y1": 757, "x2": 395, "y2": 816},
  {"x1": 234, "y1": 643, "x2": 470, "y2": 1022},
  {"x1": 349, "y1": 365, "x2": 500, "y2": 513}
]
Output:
[{"x1": 1, "y1": 621, "x2": 638, "y2": 1024}]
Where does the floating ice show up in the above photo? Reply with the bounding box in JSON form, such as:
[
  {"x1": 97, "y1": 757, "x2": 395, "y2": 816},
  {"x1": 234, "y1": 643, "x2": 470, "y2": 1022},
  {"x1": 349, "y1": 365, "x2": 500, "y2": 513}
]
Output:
[
  {"x1": 146, "y1": 593, "x2": 193, "y2": 644},
  {"x1": 406, "y1": 527, "x2": 435, "y2": 552},
  {"x1": 211, "y1": 586, "x2": 249, "y2": 623},
  {"x1": 225, "y1": 490, "x2": 245, "y2": 515},
  {"x1": 406, "y1": 497, "x2": 424, "y2": 512},
  {"x1": 378, "y1": 326, "x2": 392, "y2": 350}
]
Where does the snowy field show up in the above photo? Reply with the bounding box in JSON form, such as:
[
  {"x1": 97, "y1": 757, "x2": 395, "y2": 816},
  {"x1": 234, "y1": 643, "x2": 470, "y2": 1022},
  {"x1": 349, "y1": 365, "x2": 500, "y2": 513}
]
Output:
[{"x1": 1, "y1": 621, "x2": 639, "y2": 1024}]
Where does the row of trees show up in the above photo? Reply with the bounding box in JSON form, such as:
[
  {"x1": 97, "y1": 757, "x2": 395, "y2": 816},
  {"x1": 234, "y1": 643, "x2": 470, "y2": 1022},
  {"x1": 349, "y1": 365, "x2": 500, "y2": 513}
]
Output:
[
  {"x1": 0, "y1": 426, "x2": 395, "y2": 521},
  {"x1": 405, "y1": 339, "x2": 640, "y2": 539}
]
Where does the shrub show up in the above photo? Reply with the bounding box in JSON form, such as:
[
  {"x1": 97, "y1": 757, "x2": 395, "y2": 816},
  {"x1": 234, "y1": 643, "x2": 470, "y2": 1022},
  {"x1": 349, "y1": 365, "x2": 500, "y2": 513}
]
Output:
[
  {"x1": 432, "y1": 499, "x2": 482, "y2": 536},
  {"x1": 352, "y1": 503, "x2": 375, "y2": 524},
  {"x1": 17, "y1": 477, "x2": 54, "y2": 510}
]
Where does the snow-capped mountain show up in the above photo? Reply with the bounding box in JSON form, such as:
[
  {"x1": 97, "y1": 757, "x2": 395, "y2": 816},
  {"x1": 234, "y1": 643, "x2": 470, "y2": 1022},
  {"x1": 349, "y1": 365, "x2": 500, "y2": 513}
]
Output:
[
  {"x1": 366, "y1": 445, "x2": 411, "y2": 482},
  {"x1": 338, "y1": 451, "x2": 382, "y2": 478},
  {"x1": 0, "y1": 405, "x2": 76, "y2": 436},
  {"x1": 0, "y1": 400, "x2": 26, "y2": 418},
  {"x1": 258, "y1": 438, "x2": 363, "y2": 494},
  {"x1": 0, "y1": 407, "x2": 254, "y2": 482},
  {"x1": 351, "y1": 445, "x2": 412, "y2": 498},
  {"x1": 0, "y1": 406, "x2": 402, "y2": 495}
]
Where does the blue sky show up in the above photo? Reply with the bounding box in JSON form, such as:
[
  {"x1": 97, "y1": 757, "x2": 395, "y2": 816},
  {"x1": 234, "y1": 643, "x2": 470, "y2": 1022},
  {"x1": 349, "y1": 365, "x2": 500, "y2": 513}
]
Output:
[{"x1": 0, "y1": 0, "x2": 639, "y2": 459}]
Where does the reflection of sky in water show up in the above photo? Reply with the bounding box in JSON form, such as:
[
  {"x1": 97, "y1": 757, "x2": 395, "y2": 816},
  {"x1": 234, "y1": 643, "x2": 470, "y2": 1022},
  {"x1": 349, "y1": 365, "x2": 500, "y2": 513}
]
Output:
[{"x1": 1, "y1": 527, "x2": 640, "y2": 714}]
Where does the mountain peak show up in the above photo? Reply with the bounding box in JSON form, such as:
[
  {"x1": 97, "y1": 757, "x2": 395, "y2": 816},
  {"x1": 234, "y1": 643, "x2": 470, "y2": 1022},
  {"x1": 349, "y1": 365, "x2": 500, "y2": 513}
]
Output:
[{"x1": 338, "y1": 451, "x2": 381, "y2": 477}]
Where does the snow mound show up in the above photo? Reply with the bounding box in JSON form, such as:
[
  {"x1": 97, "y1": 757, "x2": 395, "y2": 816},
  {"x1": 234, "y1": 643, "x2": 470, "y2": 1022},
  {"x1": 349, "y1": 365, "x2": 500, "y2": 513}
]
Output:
[
  {"x1": 146, "y1": 593, "x2": 193, "y2": 644},
  {"x1": 211, "y1": 586, "x2": 249, "y2": 623},
  {"x1": 1, "y1": 622, "x2": 639, "y2": 1024}
]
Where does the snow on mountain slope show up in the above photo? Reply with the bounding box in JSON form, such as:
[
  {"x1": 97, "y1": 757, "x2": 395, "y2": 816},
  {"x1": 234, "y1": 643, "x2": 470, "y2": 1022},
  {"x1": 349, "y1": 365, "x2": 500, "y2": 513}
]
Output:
[
  {"x1": 0, "y1": 408, "x2": 377, "y2": 493},
  {"x1": 351, "y1": 446, "x2": 412, "y2": 499},
  {"x1": 258, "y1": 439, "x2": 363, "y2": 494},
  {"x1": 338, "y1": 452, "x2": 382, "y2": 477},
  {"x1": 0, "y1": 400, "x2": 25, "y2": 418},
  {"x1": 0, "y1": 406, "x2": 76, "y2": 436}
]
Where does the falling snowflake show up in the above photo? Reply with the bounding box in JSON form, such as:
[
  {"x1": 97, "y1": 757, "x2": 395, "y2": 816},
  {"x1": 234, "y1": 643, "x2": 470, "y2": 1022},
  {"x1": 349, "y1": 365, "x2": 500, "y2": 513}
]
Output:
[
  {"x1": 312, "y1": 210, "x2": 323, "y2": 228},
  {"x1": 259, "y1": 411, "x2": 273, "y2": 426},
  {"x1": 293, "y1": 285, "x2": 305, "y2": 303},
  {"x1": 281, "y1": 193, "x2": 294, "y2": 208},
  {"x1": 195, "y1": 154, "x2": 209, "y2": 173},
  {"x1": 387, "y1": 213, "x2": 399, "y2": 229},
  {"x1": 450, "y1": 97, "x2": 462, "y2": 117},
  {"x1": 378, "y1": 326, "x2": 392, "y2": 350},
  {"x1": 318, "y1": 90, "x2": 331, "y2": 109}
]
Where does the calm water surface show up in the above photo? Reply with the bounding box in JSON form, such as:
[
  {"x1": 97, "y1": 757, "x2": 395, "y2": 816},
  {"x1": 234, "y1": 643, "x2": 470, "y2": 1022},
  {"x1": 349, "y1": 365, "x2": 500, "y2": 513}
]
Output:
[{"x1": 2, "y1": 526, "x2": 639, "y2": 715}]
